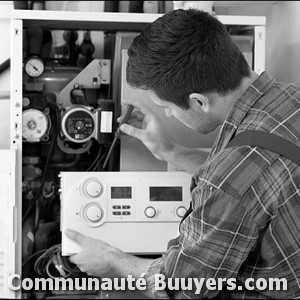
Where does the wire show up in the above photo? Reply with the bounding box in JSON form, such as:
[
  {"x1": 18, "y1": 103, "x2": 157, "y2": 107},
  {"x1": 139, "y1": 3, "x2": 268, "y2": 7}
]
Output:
[
  {"x1": 45, "y1": 259, "x2": 56, "y2": 279},
  {"x1": 101, "y1": 137, "x2": 117, "y2": 171},
  {"x1": 60, "y1": 255, "x2": 84, "y2": 277},
  {"x1": 34, "y1": 244, "x2": 84, "y2": 278},
  {"x1": 42, "y1": 185, "x2": 55, "y2": 198},
  {"x1": 86, "y1": 145, "x2": 103, "y2": 171},
  {"x1": 22, "y1": 249, "x2": 48, "y2": 268},
  {"x1": 34, "y1": 245, "x2": 61, "y2": 275},
  {"x1": 101, "y1": 104, "x2": 134, "y2": 171},
  {"x1": 93, "y1": 147, "x2": 109, "y2": 171}
]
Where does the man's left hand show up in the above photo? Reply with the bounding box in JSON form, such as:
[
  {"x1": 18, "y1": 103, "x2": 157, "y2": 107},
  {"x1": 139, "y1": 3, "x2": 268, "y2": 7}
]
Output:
[{"x1": 65, "y1": 229, "x2": 119, "y2": 277}]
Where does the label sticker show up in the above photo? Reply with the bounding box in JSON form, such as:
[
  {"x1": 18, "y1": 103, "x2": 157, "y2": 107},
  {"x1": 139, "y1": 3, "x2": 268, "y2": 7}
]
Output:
[{"x1": 100, "y1": 111, "x2": 113, "y2": 133}]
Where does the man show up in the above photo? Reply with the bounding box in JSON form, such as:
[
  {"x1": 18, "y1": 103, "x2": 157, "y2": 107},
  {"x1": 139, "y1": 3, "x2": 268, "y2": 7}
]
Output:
[{"x1": 66, "y1": 9, "x2": 300, "y2": 298}]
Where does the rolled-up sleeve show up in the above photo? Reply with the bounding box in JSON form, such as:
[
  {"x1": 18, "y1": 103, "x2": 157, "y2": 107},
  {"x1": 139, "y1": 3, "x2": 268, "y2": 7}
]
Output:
[{"x1": 144, "y1": 186, "x2": 264, "y2": 299}]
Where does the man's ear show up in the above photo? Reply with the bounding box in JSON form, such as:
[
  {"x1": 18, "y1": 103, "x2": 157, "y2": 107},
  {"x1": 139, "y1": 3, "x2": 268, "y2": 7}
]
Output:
[{"x1": 189, "y1": 93, "x2": 210, "y2": 113}]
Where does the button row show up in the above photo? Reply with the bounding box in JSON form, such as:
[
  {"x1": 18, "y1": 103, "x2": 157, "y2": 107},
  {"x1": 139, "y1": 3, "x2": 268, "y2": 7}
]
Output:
[
  {"x1": 112, "y1": 205, "x2": 131, "y2": 209},
  {"x1": 113, "y1": 211, "x2": 131, "y2": 216}
]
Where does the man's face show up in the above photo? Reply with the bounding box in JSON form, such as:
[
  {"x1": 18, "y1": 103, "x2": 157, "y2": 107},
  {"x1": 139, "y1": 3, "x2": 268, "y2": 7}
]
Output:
[{"x1": 146, "y1": 90, "x2": 217, "y2": 134}]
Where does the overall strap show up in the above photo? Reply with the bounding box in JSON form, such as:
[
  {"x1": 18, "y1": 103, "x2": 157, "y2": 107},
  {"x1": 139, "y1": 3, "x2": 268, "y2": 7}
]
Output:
[{"x1": 226, "y1": 130, "x2": 300, "y2": 166}]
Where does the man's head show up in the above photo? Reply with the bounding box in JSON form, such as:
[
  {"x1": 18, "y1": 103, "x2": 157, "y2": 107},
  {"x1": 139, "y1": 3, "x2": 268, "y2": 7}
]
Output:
[{"x1": 126, "y1": 9, "x2": 252, "y2": 133}]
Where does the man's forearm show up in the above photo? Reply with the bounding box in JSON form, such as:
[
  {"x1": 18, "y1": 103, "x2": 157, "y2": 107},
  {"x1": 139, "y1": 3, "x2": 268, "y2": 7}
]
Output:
[
  {"x1": 66, "y1": 229, "x2": 161, "y2": 297},
  {"x1": 164, "y1": 143, "x2": 210, "y2": 174},
  {"x1": 111, "y1": 247, "x2": 153, "y2": 279},
  {"x1": 110, "y1": 248, "x2": 160, "y2": 298}
]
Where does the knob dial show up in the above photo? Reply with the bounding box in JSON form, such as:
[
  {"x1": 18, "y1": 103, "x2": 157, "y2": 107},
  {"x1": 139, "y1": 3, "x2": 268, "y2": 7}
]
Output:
[
  {"x1": 86, "y1": 205, "x2": 102, "y2": 222},
  {"x1": 85, "y1": 180, "x2": 102, "y2": 198},
  {"x1": 176, "y1": 206, "x2": 187, "y2": 218},
  {"x1": 144, "y1": 206, "x2": 156, "y2": 218}
]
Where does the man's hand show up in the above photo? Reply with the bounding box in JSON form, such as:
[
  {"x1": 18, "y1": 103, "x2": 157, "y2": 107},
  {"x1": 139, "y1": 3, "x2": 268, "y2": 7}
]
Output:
[
  {"x1": 119, "y1": 102, "x2": 175, "y2": 161},
  {"x1": 65, "y1": 229, "x2": 154, "y2": 280},
  {"x1": 119, "y1": 100, "x2": 209, "y2": 174},
  {"x1": 65, "y1": 229, "x2": 119, "y2": 277}
]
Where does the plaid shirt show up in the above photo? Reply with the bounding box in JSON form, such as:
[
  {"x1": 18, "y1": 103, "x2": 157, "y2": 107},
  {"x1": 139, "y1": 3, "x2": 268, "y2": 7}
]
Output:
[{"x1": 144, "y1": 72, "x2": 300, "y2": 299}]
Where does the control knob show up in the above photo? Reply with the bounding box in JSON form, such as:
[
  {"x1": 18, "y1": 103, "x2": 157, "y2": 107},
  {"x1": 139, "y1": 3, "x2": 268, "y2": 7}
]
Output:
[
  {"x1": 84, "y1": 180, "x2": 102, "y2": 198},
  {"x1": 86, "y1": 205, "x2": 102, "y2": 222}
]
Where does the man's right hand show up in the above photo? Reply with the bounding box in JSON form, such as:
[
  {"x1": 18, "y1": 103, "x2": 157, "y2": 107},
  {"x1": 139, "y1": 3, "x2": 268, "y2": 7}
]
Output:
[
  {"x1": 119, "y1": 101, "x2": 175, "y2": 161},
  {"x1": 119, "y1": 100, "x2": 209, "y2": 174}
]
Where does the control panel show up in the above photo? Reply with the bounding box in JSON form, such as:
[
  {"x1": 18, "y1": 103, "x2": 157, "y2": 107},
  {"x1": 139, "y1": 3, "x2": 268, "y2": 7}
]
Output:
[{"x1": 60, "y1": 172, "x2": 192, "y2": 255}]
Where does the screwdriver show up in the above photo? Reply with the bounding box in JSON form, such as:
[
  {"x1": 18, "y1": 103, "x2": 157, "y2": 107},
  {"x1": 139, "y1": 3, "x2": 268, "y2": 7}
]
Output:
[{"x1": 102, "y1": 104, "x2": 134, "y2": 170}]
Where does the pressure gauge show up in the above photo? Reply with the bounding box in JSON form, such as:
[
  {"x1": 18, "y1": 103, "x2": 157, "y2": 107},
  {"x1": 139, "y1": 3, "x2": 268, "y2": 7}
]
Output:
[{"x1": 24, "y1": 56, "x2": 45, "y2": 78}]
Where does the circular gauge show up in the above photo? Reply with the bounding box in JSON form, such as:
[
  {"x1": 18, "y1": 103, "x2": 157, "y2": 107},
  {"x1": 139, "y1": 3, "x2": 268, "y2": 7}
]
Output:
[
  {"x1": 24, "y1": 56, "x2": 45, "y2": 78},
  {"x1": 61, "y1": 107, "x2": 95, "y2": 143},
  {"x1": 22, "y1": 109, "x2": 49, "y2": 142}
]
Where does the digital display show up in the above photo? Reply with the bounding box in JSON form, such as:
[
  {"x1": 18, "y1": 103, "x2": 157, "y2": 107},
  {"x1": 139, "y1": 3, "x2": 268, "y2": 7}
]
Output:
[
  {"x1": 111, "y1": 187, "x2": 132, "y2": 199},
  {"x1": 150, "y1": 187, "x2": 182, "y2": 202}
]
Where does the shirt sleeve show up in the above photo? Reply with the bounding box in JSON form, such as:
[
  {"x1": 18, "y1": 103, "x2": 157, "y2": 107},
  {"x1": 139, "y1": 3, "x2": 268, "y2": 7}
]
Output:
[{"x1": 143, "y1": 185, "x2": 266, "y2": 299}]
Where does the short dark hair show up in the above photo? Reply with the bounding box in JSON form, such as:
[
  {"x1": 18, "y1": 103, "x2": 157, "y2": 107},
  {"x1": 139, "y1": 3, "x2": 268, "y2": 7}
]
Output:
[{"x1": 126, "y1": 9, "x2": 250, "y2": 109}]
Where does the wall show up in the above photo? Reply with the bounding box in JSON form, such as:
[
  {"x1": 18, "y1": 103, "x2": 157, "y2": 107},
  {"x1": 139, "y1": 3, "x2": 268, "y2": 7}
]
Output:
[
  {"x1": 215, "y1": 1, "x2": 300, "y2": 83},
  {"x1": 268, "y1": 1, "x2": 300, "y2": 82},
  {"x1": 215, "y1": 1, "x2": 273, "y2": 73}
]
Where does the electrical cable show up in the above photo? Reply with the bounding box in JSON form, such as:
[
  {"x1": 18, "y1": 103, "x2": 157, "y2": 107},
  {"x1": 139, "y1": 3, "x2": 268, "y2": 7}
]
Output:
[
  {"x1": 107, "y1": 79, "x2": 112, "y2": 99},
  {"x1": 102, "y1": 104, "x2": 134, "y2": 170},
  {"x1": 34, "y1": 245, "x2": 61, "y2": 275},
  {"x1": 93, "y1": 147, "x2": 109, "y2": 171},
  {"x1": 34, "y1": 244, "x2": 84, "y2": 278},
  {"x1": 42, "y1": 185, "x2": 55, "y2": 198},
  {"x1": 86, "y1": 145, "x2": 103, "y2": 171},
  {"x1": 45, "y1": 259, "x2": 56, "y2": 279},
  {"x1": 60, "y1": 254, "x2": 83, "y2": 277},
  {"x1": 22, "y1": 249, "x2": 48, "y2": 268}
]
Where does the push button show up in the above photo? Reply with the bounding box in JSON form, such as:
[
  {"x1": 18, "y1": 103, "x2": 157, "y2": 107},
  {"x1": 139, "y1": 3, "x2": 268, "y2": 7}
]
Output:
[
  {"x1": 113, "y1": 205, "x2": 121, "y2": 209},
  {"x1": 113, "y1": 211, "x2": 121, "y2": 216},
  {"x1": 176, "y1": 206, "x2": 187, "y2": 218},
  {"x1": 122, "y1": 211, "x2": 131, "y2": 216},
  {"x1": 144, "y1": 206, "x2": 156, "y2": 218}
]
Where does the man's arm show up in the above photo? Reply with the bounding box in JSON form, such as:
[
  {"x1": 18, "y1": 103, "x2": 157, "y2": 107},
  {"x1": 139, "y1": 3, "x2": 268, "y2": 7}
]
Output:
[
  {"x1": 65, "y1": 229, "x2": 152, "y2": 278},
  {"x1": 65, "y1": 229, "x2": 168, "y2": 298},
  {"x1": 163, "y1": 143, "x2": 210, "y2": 174}
]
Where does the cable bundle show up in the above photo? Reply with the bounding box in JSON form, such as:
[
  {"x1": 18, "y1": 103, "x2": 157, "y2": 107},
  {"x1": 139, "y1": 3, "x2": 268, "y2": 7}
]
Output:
[{"x1": 26, "y1": 244, "x2": 84, "y2": 278}]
